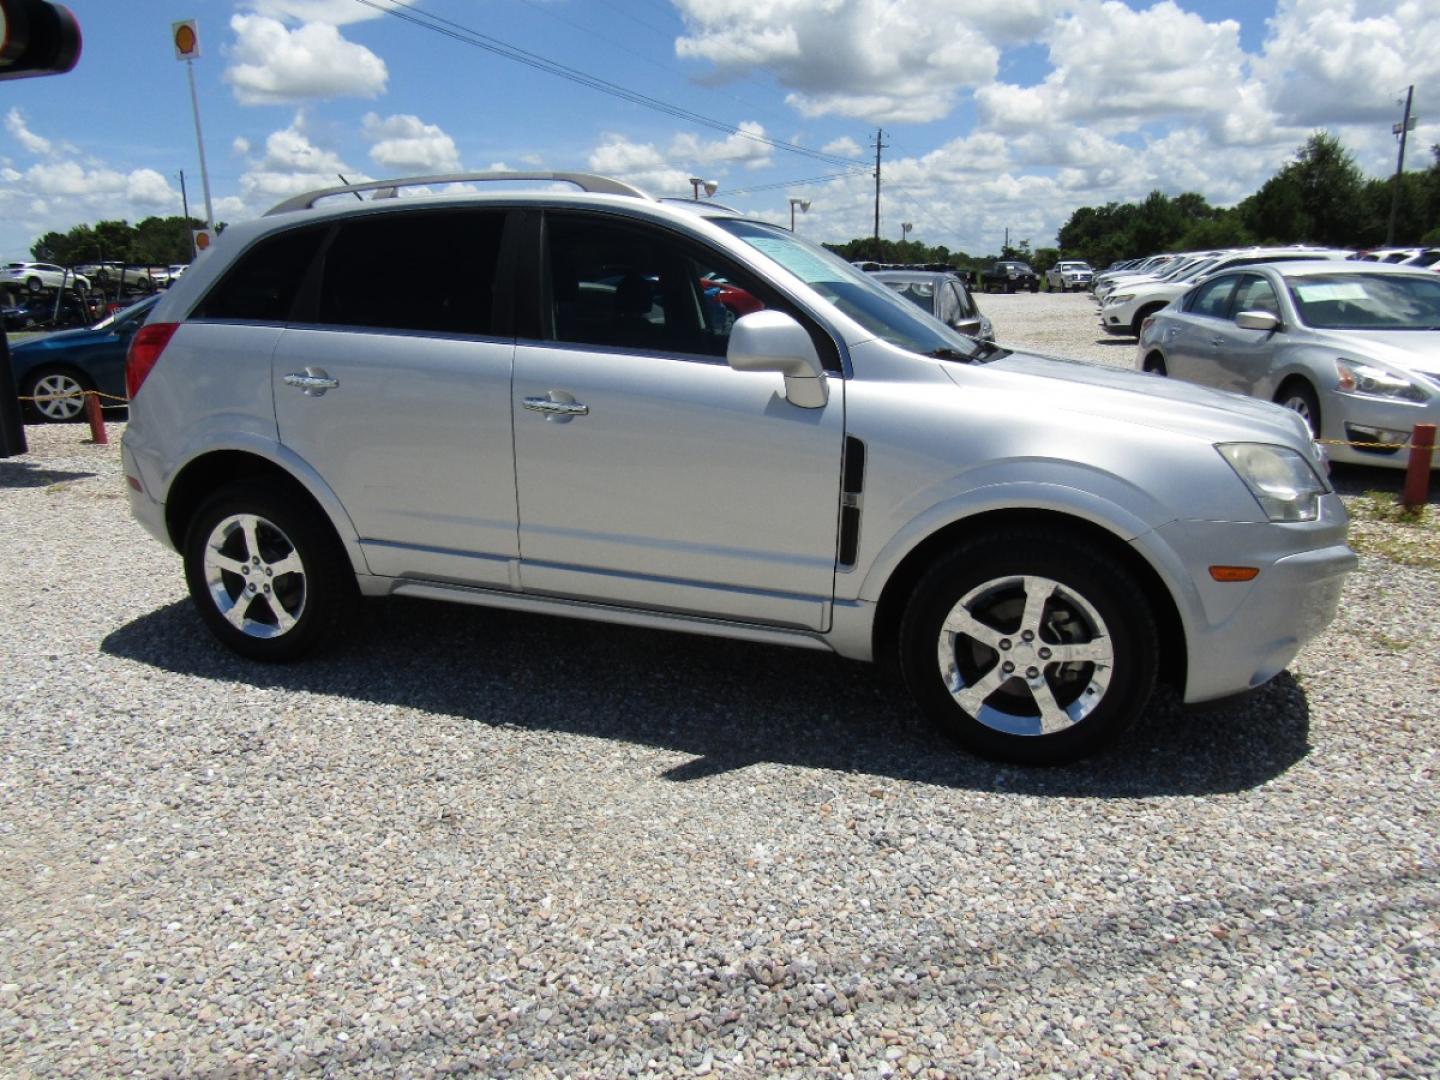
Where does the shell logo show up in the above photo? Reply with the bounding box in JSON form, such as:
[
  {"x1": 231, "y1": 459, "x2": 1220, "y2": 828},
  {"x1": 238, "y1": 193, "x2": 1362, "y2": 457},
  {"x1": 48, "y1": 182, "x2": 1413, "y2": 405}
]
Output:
[{"x1": 172, "y1": 20, "x2": 200, "y2": 61}]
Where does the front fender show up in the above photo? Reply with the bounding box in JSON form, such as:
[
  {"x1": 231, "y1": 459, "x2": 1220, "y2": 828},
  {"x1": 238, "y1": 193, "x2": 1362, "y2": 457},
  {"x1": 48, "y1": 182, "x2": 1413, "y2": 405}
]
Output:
[{"x1": 851, "y1": 459, "x2": 1175, "y2": 605}]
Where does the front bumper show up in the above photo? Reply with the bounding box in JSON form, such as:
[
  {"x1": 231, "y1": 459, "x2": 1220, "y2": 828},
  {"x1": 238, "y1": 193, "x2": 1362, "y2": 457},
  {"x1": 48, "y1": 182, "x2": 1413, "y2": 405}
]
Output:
[
  {"x1": 1320, "y1": 390, "x2": 1440, "y2": 469},
  {"x1": 1133, "y1": 509, "x2": 1357, "y2": 703}
]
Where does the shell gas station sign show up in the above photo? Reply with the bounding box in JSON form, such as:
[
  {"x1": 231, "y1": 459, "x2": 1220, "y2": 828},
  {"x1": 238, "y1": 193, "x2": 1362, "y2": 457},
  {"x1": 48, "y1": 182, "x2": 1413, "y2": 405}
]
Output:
[{"x1": 172, "y1": 19, "x2": 200, "y2": 61}]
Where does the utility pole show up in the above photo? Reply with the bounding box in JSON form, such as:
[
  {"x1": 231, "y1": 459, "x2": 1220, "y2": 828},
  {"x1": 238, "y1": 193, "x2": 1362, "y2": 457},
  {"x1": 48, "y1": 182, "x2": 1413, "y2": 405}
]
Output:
[
  {"x1": 1386, "y1": 84, "x2": 1416, "y2": 247},
  {"x1": 872, "y1": 128, "x2": 887, "y2": 257}
]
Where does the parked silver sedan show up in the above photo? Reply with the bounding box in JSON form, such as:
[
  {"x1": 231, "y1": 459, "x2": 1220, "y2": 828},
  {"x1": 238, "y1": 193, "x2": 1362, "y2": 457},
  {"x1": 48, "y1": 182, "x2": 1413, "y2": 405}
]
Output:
[{"x1": 1137, "y1": 261, "x2": 1440, "y2": 468}]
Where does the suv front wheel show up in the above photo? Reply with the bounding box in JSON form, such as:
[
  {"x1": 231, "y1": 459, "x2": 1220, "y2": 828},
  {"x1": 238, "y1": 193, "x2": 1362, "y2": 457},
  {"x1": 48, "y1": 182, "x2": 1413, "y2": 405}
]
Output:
[
  {"x1": 899, "y1": 531, "x2": 1158, "y2": 764},
  {"x1": 183, "y1": 486, "x2": 350, "y2": 661}
]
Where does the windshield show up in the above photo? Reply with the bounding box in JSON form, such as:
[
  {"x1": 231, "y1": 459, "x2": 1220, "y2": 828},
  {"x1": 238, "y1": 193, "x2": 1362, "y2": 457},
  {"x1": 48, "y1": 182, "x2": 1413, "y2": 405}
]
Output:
[
  {"x1": 1288, "y1": 273, "x2": 1440, "y2": 330},
  {"x1": 714, "y1": 219, "x2": 996, "y2": 360}
]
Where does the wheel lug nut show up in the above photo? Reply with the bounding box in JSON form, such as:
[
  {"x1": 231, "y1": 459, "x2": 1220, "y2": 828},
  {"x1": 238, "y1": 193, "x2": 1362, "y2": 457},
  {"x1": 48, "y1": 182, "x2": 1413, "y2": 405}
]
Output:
[
  {"x1": 1001, "y1": 661, "x2": 1015, "y2": 674},
  {"x1": 241, "y1": 566, "x2": 249, "y2": 575},
  {"x1": 1026, "y1": 667, "x2": 1039, "y2": 679},
  {"x1": 1039, "y1": 647, "x2": 1052, "y2": 659},
  {"x1": 1022, "y1": 630, "x2": 1034, "y2": 642},
  {"x1": 999, "y1": 639, "x2": 1011, "y2": 651}
]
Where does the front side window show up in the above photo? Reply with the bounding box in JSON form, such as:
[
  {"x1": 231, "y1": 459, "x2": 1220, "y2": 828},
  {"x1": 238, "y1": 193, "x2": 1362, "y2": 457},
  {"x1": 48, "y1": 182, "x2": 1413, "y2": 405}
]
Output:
[
  {"x1": 1186, "y1": 275, "x2": 1240, "y2": 319},
  {"x1": 545, "y1": 214, "x2": 772, "y2": 359},
  {"x1": 714, "y1": 218, "x2": 994, "y2": 362},
  {"x1": 950, "y1": 282, "x2": 978, "y2": 319},
  {"x1": 318, "y1": 210, "x2": 505, "y2": 335},
  {"x1": 1231, "y1": 275, "x2": 1281, "y2": 318}
]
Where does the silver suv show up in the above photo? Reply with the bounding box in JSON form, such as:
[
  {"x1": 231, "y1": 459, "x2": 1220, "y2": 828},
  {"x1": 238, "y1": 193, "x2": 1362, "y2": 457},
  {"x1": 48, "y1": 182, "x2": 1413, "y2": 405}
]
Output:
[{"x1": 123, "y1": 172, "x2": 1356, "y2": 765}]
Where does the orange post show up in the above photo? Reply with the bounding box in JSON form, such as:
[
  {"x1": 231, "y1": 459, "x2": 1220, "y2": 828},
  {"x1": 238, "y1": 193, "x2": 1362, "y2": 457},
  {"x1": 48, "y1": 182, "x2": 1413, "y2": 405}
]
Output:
[
  {"x1": 83, "y1": 391, "x2": 107, "y2": 445},
  {"x1": 1402, "y1": 423, "x2": 1435, "y2": 511}
]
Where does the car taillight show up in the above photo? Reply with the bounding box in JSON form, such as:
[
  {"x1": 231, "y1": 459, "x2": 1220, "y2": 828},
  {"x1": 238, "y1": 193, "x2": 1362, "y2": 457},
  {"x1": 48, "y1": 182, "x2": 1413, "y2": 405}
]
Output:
[
  {"x1": 126, "y1": 322, "x2": 179, "y2": 399},
  {"x1": 1139, "y1": 316, "x2": 1155, "y2": 336}
]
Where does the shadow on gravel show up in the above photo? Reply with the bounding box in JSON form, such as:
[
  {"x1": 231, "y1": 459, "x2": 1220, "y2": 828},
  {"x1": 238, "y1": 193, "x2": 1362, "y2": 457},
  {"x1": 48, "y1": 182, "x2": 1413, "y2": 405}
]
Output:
[
  {"x1": 102, "y1": 598, "x2": 1310, "y2": 798},
  {"x1": 1092, "y1": 337, "x2": 1135, "y2": 346},
  {"x1": 1329, "y1": 461, "x2": 1440, "y2": 504},
  {"x1": 0, "y1": 461, "x2": 98, "y2": 488}
]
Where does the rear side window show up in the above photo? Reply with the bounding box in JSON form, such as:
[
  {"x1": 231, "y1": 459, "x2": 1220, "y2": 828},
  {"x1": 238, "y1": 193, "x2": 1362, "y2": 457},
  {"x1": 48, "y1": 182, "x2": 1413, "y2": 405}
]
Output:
[
  {"x1": 195, "y1": 226, "x2": 325, "y2": 322},
  {"x1": 318, "y1": 210, "x2": 506, "y2": 336}
]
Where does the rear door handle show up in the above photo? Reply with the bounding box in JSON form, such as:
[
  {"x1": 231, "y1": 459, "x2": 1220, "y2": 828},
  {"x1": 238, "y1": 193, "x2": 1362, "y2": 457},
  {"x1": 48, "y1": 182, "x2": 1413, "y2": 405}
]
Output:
[
  {"x1": 523, "y1": 394, "x2": 589, "y2": 419},
  {"x1": 284, "y1": 369, "x2": 339, "y2": 396}
]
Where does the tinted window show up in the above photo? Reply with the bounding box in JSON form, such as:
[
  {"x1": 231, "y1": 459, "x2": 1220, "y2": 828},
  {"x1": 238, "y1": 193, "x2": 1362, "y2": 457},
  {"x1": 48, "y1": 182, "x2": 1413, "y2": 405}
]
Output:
[
  {"x1": 950, "y1": 282, "x2": 977, "y2": 319},
  {"x1": 1186, "y1": 275, "x2": 1239, "y2": 319},
  {"x1": 937, "y1": 282, "x2": 959, "y2": 324},
  {"x1": 546, "y1": 215, "x2": 770, "y2": 358},
  {"x1": 196, "y1": 226, "x2": 325, "y2": 322},
  {"x1": 319, "y1": 211, "x2": 505, "y2": 335}
]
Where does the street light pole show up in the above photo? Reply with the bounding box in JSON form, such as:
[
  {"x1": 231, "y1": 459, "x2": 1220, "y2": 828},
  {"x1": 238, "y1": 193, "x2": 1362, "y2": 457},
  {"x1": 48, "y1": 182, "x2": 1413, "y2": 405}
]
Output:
[
  {"x1": 689, "y1": 176, "x2": 718, "y2": 201},
  {"x1": 789, "y1": 197, "x2": 811, "y2": 231}
]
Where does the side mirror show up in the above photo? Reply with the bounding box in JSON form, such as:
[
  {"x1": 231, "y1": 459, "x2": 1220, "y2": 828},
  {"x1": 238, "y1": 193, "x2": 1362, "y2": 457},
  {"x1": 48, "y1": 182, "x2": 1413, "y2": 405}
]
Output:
[
  {"x1": 1235, "y1": 310, "x2": 1280, "y2": 333},
  {"x1": 726, "y1": 310, "x2": 828, "y2": 408}
]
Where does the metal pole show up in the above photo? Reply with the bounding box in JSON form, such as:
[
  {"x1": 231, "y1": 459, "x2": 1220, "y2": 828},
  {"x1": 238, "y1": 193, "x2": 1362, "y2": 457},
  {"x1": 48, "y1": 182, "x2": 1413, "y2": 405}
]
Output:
[
  {"x1": 1402, "y1": 423, "x2": 1435, "y2": 510},
  {"x1": 178, "y1": 169, "x2": 196, "y2": 259},
  {"x1": 1386, "y1": 85, "x2": 1414, "y2": 247},
  {"x1": 186, "y1": 58, "x2": 215, "y2": 231}
]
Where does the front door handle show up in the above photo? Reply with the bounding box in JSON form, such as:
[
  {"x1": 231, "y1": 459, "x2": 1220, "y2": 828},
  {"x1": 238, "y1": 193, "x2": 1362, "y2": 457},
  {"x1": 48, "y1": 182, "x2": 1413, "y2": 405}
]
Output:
[
  {"x1": 523, "y1": 395, "x2": 589, "y2": 418},
  {"x1": 284, "y1": 369, "x2": 339, "y2": 396}
]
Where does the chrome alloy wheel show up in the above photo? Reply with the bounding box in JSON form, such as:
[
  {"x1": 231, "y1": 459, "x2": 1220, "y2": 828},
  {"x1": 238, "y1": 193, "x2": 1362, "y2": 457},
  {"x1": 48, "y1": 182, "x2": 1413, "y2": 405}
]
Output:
[
  {"x1": 201, "y1": 513, "x2": 308, "y2": 639},
  {"x1": 935, "y1": 574, "x2": 1114, "y2": 737},
  {"x1": 1280, "y1": 393, "x2": 1314, "y2": 429},
  {"x1": 31, "y1": 372, "x2": 86, "y2": 421}
]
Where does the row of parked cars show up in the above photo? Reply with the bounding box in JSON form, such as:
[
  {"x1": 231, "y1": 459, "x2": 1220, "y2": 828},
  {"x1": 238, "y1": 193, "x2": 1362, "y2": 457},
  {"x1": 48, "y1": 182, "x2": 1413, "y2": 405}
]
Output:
[
  {"x1": 0, "y1": 259, "x2": 188, "y2": 297},
  {"x1": 1087, "y1": 246, "x2": 1440, "y2": 470}
]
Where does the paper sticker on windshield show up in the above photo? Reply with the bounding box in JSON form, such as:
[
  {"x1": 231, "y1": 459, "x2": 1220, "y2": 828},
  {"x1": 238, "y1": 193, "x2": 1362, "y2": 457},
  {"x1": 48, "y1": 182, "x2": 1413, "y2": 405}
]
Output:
[
  {"x1": 1294, "y1": 283, "x2": 1369, "y2": 302},
  {"x1": 746, "y1": 238, "x2": 842, "y2": 284}
]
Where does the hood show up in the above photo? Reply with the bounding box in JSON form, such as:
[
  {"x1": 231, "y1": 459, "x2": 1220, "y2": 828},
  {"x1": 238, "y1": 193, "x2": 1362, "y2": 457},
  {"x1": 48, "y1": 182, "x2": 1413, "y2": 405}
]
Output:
[
  {"x1": 1317, "y1": 329, "x2": 1440, "y2": 376},
  {"x1": 11, "y1": 326, "x2": 112, "y2": 355},
  {"x1": 951, "y1": 350, "x2": 1311, "y2": 449}
]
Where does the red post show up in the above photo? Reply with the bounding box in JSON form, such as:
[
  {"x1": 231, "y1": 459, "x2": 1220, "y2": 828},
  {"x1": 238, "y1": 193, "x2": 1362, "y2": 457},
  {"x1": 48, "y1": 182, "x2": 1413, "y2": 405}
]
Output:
[
  {"x1": 83, "y1": 391, "x2": 107, "y2": 445},
  {"x1": 1402, "y1": 422, "x2": 1435, "y2": 511}
]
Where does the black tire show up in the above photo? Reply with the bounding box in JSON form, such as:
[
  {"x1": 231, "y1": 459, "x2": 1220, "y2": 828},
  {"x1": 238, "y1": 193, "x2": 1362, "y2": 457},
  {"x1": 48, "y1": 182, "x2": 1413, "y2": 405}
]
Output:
[
  {"x1": 25, "y1": 276, "x2": 42, "y2": 295},
  {"x1": 183, "y1": 486, "x2": 353, "y2": 662},
  {"x1": 22, "y1": 367, "x2": 91, "y2": 423},
  {"x1": 1130, "y1": 304, "x2": 1166, "y2": 338},
  {"x1": 1142, "y1": 352, "x2": 1168, "y2": 376},
  {"x1": 899, "y1": 530, "x2": 1158, "y2": 765},
  {"x1": 1274, "y1": 380, "x2": 1321, "y2": 436},
  {"x1": 1004, "y1": 282, "x2": 1014, "y2": 294},
  {"x1": 1028, "y1": 281, "x2": 1039, "y2": 293}
]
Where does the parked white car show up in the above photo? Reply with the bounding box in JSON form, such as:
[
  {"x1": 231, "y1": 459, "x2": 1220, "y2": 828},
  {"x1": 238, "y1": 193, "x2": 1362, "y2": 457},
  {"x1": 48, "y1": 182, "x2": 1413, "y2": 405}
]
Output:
[
  {"x1": 1, "y1": 262, "x2": 89, "y2": 294},
  {"x1": 1046, "y1": 261, "x2": 1093, "y2": 292}
]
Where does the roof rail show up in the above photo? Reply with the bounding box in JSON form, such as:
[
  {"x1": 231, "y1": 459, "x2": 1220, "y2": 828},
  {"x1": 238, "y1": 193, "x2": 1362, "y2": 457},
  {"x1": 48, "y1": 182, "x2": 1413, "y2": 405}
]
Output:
[{"x1": 265, "y1": 171, "x2": 652, "y2": 215}]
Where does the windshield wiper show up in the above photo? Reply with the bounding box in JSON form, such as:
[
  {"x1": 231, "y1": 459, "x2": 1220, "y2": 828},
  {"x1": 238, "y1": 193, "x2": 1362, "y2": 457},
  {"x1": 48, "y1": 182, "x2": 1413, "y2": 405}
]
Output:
[{"x1": 927, "y1": 343, "x2": 1007, "y2": 363}]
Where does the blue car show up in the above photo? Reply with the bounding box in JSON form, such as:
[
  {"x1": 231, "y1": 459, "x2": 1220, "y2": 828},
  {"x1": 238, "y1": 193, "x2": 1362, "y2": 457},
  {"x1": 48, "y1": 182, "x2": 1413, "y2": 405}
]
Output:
[{"x1": 10, "y1": 295, "x2": 158, "y2": 422}]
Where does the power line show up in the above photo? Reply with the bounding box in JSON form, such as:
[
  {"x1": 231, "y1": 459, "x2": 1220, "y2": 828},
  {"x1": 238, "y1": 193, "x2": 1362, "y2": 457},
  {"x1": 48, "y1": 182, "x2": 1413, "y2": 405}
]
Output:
[
  {"x1": 352, "y1": 0, "x2": 868, "y2": 170},
  {"x1": 723, "y1": 171, "x2": 867, "y2": 196}
]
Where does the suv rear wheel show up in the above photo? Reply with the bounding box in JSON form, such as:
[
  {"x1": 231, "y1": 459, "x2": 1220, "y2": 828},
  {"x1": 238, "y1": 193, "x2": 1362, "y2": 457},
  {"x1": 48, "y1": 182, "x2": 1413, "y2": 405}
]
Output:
[
  {"x1": 183, "y1": 486, "x2": 351, "y2": 661},
  {"x1": 899, "y1": 531, "x2": 1158, "y2": 764}
]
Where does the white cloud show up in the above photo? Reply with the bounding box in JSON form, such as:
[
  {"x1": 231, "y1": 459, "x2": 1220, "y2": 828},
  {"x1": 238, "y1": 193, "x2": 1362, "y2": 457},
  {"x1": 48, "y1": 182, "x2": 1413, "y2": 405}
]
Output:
[
  {"x1": 362, "y1": 112, "x2": 461, "y2": 173},
  {"x1": 6, "y1": 108, "x2": 52, "y2": 156},
  {"x1": 235, "y1": 112, "x2": 365, "y2": 207},
  {"x1": 232, "y1": 136, "x2": 251, "y2": 156},
  {"x1": 674, "y1": 0, "x2": 1016, "y2": 122},
  {"x1": 670, "y1": 122, "x2": 773, "y2": 170},
  {"x1": 586, "y1": 124, "x2": 781, "y2": 194},
  {"x1": 821, "y1": 136, "x2": 864, "y2": 159},
  {"x1": 587, "y1": 136, "x2": 692, "y2": 195},
  {"x1": 225, "y1": 15, "x2": 388, "y2": 105}
]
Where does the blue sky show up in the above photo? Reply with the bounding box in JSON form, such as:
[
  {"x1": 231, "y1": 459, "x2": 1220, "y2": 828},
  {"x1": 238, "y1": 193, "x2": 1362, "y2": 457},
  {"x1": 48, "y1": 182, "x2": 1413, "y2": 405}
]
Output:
[{"x1": 3, "y1": 1, "x2": 1437, "y2": 261}]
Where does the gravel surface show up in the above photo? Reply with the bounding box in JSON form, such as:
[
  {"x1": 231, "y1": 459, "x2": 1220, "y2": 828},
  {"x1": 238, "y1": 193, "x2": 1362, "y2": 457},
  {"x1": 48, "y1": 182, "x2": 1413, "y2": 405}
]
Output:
[{"x1": 2, "y1": 304, "x2": 1437, "y2": 1076}]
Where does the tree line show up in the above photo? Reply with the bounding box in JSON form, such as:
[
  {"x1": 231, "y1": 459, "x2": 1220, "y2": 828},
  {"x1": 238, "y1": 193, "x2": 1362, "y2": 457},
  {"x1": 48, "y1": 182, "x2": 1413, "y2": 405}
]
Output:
[
  {"x1": 827, "y1": 133, "x2": 1440, "y2": 277},
  {"x1": 28, "y1": 216, "x2": 222, "y2": 267}
]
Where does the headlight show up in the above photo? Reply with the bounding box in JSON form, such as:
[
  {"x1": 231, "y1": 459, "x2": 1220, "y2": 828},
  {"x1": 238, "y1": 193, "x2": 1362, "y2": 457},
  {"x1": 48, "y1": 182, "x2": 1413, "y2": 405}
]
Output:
[
  {"x1": 1216, "y1": 442, "x2": 1327, "y2": 522},
  {"x1": 1106, "y1": 293, "x2": 1134, "y2": 305},
  {"x1": 1334, "y1": 358, "x2": 1427, "y2": 402}
]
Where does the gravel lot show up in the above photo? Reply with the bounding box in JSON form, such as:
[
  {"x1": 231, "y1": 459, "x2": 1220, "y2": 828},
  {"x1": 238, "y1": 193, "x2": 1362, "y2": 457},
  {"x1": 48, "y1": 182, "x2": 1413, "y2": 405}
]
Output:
[{"x1": 2, "y1": 297, "x2": 1437, "y2": 1077}]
